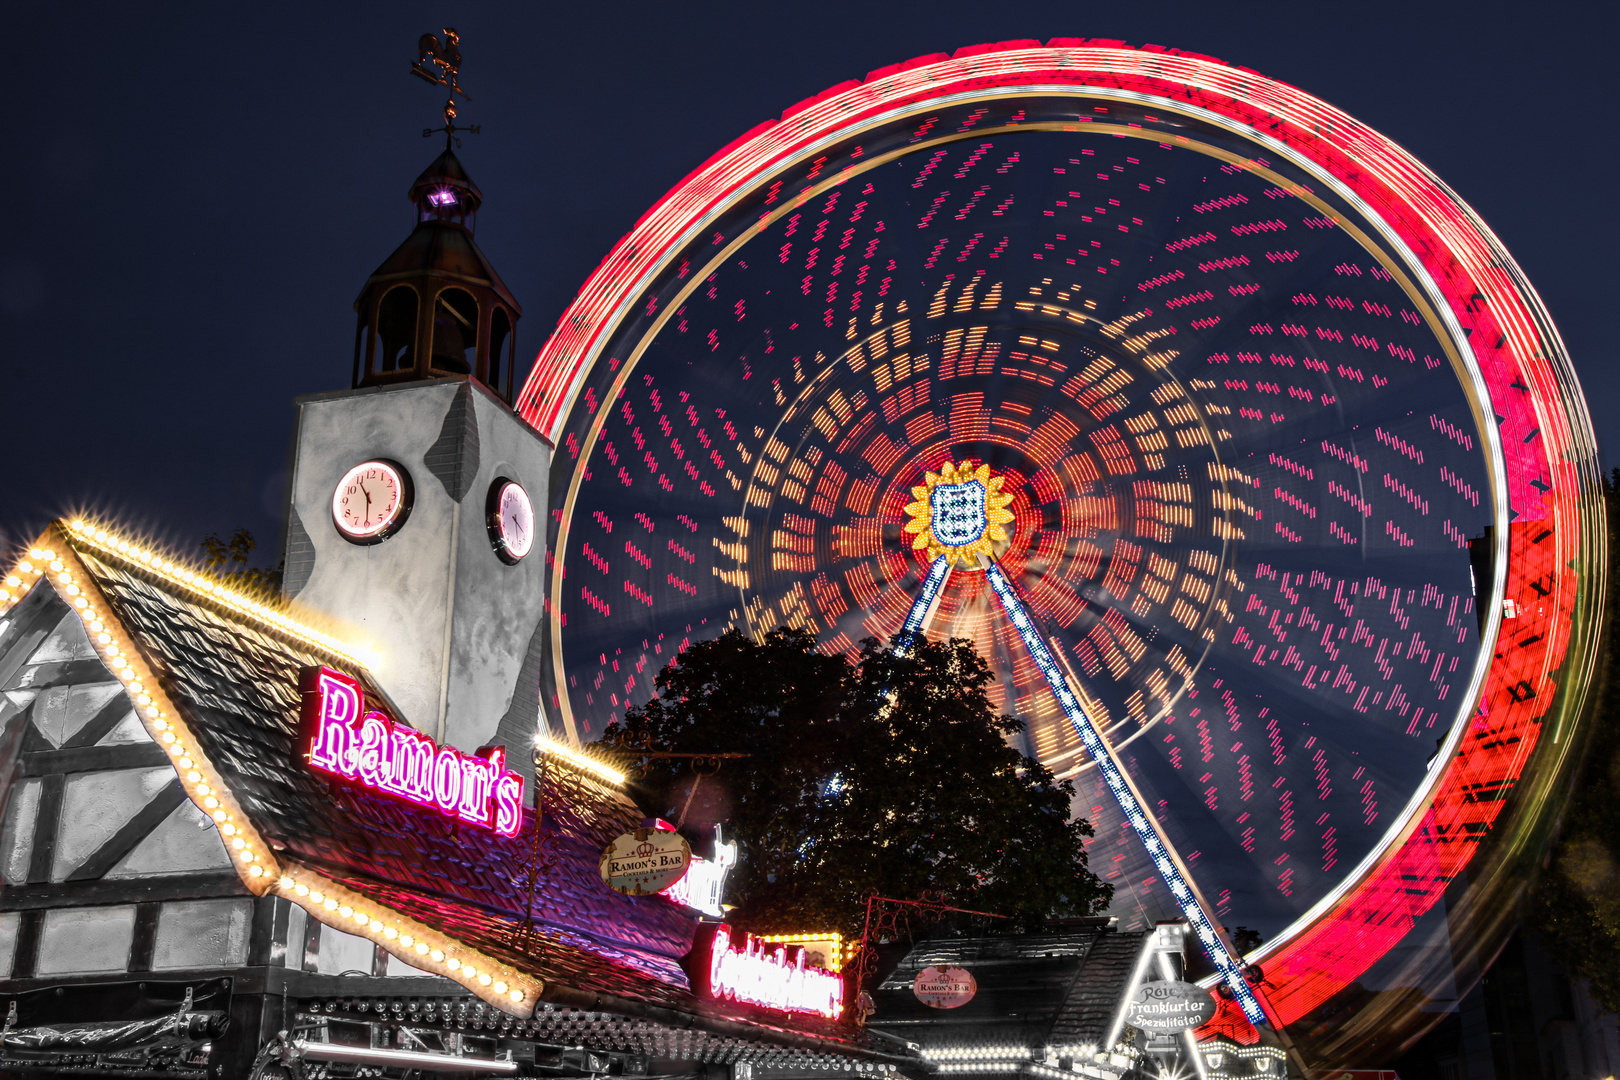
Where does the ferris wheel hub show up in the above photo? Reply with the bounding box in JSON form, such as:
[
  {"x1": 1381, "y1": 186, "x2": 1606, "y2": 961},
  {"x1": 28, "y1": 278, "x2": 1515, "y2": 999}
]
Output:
[{"x1": 902, "y1": 459, "x2": 1015, "y2": 570}]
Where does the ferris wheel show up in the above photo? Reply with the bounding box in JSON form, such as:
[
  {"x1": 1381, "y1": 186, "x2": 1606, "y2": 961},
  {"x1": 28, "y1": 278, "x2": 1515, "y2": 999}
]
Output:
[{"x1": 517, "y1": 42, "x2": 1603, "y2": 1041}]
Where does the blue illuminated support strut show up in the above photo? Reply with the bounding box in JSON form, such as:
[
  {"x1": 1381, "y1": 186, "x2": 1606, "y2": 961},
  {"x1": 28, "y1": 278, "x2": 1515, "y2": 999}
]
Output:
[
  {"x1": 894, "y1": 555, "x2": 953, "y2": 658},
  {"x1": 982, "y1": 560, "x2": 1269, "y2": 1027}
]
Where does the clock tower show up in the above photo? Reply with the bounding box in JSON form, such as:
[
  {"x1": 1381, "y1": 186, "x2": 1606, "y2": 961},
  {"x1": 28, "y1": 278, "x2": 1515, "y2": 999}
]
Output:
[{"x1": 279, "y1": 144, "x2": 550, "y2": 765}]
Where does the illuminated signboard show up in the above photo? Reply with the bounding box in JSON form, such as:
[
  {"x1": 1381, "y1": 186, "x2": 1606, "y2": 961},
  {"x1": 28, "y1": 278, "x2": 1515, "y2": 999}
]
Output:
[
  {"x1": 600, "y1": 828, "x2": 692, "y2": 895},
  {"x1": 686, "y1": 924, "x2": 845, "y2": 1020},
  {"x1": 300, "y1": 666, "x2": 524, "y2": 837},
  {"x1": 913, "y1": 965, "x2": 977, "y2": 1009},
  {"x1": 660, "y1": 825, "x2": 737, "y2": 918},
  {"x1": 1124, "y1": 980, "x2": 1217, "y2": 1034}
]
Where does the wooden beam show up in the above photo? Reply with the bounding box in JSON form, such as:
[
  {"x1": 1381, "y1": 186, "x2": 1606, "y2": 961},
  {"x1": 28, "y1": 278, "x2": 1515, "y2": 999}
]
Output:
[
  {"x1": 66, "y1": 779, "x2": 188, "y2": 881},
  {"x1": 61, "y1": 693, "x2": 139, "y2": 749},
  {"x1": 25, "y1": 774, "x2": 64, "y2": 885},
  {"x1": 21, "y1": 743, "x2": 168, "y2": 777},
  {"x1": 0, "y1": 872, "x2": 249, "y2": 911}
]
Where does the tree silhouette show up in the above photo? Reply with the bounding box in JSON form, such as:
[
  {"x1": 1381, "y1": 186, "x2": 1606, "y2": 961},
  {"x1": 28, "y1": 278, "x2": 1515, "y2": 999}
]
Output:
[
  {"x1": 601, "y1": 626, "x2": 1111, "y2": 938},
  {"x1": 1529, "y1": 470, "x2": 1620, "y2": 1009},
  {"x1": 199, "y1": 528, "x2": 283, "y2": 600}
]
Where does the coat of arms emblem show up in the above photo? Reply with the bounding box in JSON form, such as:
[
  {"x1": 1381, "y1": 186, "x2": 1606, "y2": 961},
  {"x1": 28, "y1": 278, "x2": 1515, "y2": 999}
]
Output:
[{"x1": 902, "y1": 460, "x2": 1015, "y2": 567}]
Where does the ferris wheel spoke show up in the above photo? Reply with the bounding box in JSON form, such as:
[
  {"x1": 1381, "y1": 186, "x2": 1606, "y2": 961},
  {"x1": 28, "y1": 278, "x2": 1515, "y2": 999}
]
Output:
[
  {"x1": 981, "y1": 558, "x2": 1269, "y2": 1026},
  {"x1": 894, "y1": 556, "x2": 954, "y2": 657}
]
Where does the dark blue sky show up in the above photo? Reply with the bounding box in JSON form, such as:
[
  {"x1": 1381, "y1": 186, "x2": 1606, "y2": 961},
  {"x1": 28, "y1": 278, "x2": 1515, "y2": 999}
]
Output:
[{"x1": 4, "y1": 1, "x2": 1615, "y2": 565}]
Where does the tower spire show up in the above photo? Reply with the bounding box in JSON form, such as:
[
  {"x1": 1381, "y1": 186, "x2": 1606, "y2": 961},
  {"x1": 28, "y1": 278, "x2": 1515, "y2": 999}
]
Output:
[{"x1": 347, "y1": 29, "x2": 519, "y2": 399}]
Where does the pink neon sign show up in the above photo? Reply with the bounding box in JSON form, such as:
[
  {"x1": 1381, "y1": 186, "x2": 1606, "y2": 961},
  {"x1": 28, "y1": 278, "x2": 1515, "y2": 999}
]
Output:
[
  {"x1": 300, "y1": 666, "x2": 524, "y2": 837},
  {"x1": 687, "y1": 924, "x2": 844, "y2": 1020}
]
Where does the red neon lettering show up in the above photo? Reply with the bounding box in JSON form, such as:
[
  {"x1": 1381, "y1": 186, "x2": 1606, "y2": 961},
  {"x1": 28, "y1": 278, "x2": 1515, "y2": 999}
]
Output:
[
  {"x1": 700, "y1": 925, "x2": 844, "y2": 1019},
  {"x1": 432, "y1": 747, "x2": 462, "y2": 812},
  {"x1": 308, "y1": 669, "x2": 360, "y2": 774},
  {"x1": 384, "y1": 726, "x2": 435, "y2": 801},
  {"x1": 355, "y1": 712, "x2": 389, "y2": 787},
  {"x1": 494, "y1": 773, "x2": 523, "y2": 835},
  {"x1": 457, "y1": 747, "x2": 505, "y2": 829},
  {"x1": 299, "y1": 666, "x2": 524, "y2": 837}
]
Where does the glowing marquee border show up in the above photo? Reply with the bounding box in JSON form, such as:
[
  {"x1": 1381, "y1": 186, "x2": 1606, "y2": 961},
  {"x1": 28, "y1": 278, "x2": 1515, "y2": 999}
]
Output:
[
  {"x1": 0, "y1": 521, "x2": 540, "y2": 1015},
  {"x1": 517, "y1": 42, "x2": 1604, "y2": 1026},
  {"x1": 302, "y1": 666, "x2": 525, "y2": 838}
]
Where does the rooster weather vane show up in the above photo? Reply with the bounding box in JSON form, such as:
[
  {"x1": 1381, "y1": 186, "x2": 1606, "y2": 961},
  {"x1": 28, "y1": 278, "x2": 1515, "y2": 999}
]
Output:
[{"x1": 412, "y1": 28, "x2": 479, "y2": 147}]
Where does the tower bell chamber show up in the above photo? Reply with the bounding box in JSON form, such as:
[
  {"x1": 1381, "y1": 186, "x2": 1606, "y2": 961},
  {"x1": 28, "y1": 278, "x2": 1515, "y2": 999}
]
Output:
[{"x1": 352, "y1": 149, "x2": 522, "y2": 399}]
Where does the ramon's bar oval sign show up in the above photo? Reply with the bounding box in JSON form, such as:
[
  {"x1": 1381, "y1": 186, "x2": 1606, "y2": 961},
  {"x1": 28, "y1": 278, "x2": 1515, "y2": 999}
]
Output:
[
  {"x1": 913, "y1": 965, "x2": 976, "y2": 1009},
  {"x1": 1124, "y1": 980, "x2": 1216, "y2": 1033},
  {"x1": 600, "y1": 828, "x2": 692, "y2": 896}
]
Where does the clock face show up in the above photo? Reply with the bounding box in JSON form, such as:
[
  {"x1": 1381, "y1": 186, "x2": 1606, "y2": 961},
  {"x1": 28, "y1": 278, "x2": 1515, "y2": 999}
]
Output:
[
  {"x1": 488, "y1": 478, "x2": 534, "y2": 564},
  {"x1": 331, "y1": 460, "x2": 412, "y2": 543}
]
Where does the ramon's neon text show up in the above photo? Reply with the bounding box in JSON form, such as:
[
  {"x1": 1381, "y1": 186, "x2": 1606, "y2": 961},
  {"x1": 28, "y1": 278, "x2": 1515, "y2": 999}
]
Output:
[{"x1": 301, "y1": 666, "x2": 523, "y2": 837}]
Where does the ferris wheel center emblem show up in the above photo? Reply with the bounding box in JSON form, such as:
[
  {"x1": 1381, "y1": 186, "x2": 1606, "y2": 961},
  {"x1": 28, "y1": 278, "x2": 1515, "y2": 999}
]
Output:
[
  {"x1": 903, "y1": 461, "x2": 1014, "y2": 568},
  {"x1": 931, "y1": 481, "x2": 988, "y2": 545}
]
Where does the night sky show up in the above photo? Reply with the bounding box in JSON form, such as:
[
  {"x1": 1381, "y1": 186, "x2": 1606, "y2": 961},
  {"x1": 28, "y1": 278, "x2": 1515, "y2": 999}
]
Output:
[{"x1": 4, "y1": 1, "x2": 1615, "y2": 567}]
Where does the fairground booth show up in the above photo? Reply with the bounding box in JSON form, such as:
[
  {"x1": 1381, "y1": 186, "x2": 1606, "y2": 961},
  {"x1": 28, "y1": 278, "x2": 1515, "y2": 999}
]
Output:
[
  {"x1": 0, "y1": 85, "x2": 919, "y2": 1080},
  {"x1": 0, "y1": 520, "x2": 923, "y2": 1078},
  {"x1": 0, "y1": 35, "x2": 1605, "y2": 1080}
]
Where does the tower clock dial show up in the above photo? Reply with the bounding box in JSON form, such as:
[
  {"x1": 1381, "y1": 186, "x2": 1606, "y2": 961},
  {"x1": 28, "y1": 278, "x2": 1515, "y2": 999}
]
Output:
[
  {"x1": 332, "y1": 460, "x2": 413, "y2": 543},
  {"x1": 487, "y1": 478, "x2": 534, "y2": 564}
]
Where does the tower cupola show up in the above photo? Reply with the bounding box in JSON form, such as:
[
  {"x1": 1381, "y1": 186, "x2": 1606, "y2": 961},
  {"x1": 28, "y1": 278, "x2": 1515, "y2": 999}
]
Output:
[
  {"x1": 410, "y1": 148, "x2": 482, "y2": 228},
  {"x1": 351, "y1": 148, "x2": 521, "y2": 399}
]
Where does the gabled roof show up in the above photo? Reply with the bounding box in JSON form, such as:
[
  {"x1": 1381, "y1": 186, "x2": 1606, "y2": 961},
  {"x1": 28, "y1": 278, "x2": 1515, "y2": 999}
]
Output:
[
  {"x1": 0, "y1": 520, "x2": 880, "y2": 1054},
  {"x1": 1045, "y1": 932, "x2": 1152, "y2": 1049},
  {"x1": 868, "y1": 928, "x2": 1150, "y2": 1055}
]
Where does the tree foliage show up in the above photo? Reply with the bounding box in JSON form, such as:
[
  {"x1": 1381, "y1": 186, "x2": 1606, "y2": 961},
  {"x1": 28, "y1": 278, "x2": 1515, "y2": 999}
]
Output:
[
  {"x1": 1528, "y1": 471, "x2": 1620, "y2": 1010},
  {"x1": 600, "y1": 626, "x2": 1111, "y2": 939},
  {"x1": 199, "y1": 528, "x2": 283, "y2": 600}
]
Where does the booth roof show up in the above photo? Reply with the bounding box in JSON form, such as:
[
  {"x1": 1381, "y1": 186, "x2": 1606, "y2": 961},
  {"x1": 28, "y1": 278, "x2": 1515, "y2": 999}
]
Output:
[
  {"x1": 869, "y1": 928, "x2": 1150, "y2": 1053},
  {"x1": 0, "y1": 520, "x2": 882, "y2": 1055}
]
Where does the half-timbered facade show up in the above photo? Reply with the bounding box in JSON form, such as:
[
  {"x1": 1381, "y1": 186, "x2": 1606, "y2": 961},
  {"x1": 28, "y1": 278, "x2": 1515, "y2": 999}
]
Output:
[{"x1": 0, "y1": 524, "x2": 918, "y2": 1079}]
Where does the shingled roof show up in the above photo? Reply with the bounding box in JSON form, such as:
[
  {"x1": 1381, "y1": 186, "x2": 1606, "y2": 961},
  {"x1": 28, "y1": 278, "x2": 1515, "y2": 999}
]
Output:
[
  {"x1": 868, "y1": 927, "x2": 1151, "y2": 1058},
  {"x1": 0, "y1": 519, "x2": 896, "y2": 1059},
  {"x1": 1046, "y1": 931, "x2": 1150, "y2": 1049}
]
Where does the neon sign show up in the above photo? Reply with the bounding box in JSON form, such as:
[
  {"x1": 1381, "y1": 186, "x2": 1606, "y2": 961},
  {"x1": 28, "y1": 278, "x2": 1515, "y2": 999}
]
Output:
[
  {"x1": 687, "y1": 924, "x2": 845, "y2": 1020},
  {"x1": 660, "y1": 824, "x2": 737, "y2": 918},
  {"x1": 300, "y1": 666, "x2": 523, "y2": 837}
]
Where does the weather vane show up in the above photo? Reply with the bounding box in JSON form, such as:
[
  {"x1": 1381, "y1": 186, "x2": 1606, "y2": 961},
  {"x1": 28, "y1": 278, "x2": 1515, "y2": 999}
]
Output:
[{"x1": 412, "y1": 27, "x2": 480, "y2": 147}]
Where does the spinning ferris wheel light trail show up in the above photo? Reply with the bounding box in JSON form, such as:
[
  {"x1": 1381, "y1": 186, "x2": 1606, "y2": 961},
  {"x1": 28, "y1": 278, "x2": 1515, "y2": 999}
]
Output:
[
  {"x1": 527, "y1": 43, "x2": 1606, "y2": 1055},
  {"x1": 898, "y1": 462, "x2": 1268, "y2": 1026}
]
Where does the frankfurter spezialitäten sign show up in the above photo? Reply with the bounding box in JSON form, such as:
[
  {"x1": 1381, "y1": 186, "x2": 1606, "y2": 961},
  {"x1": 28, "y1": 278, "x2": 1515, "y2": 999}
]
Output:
[{"x1": 1123, "y1": 980, "x2": 1216, "y2": 1033}]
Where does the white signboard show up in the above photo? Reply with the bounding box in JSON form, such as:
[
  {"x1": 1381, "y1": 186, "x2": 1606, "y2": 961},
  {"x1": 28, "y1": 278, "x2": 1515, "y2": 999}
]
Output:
[
  {"x1": 1124, "y1": 980, "x2": 1217, "y2": 1033},
  {"x1": 913, "y1": 965, "x2": 977, "y2": 1009},
  {"x1": 599, "y1": 829, "x2": 691, "y2": 896}
]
